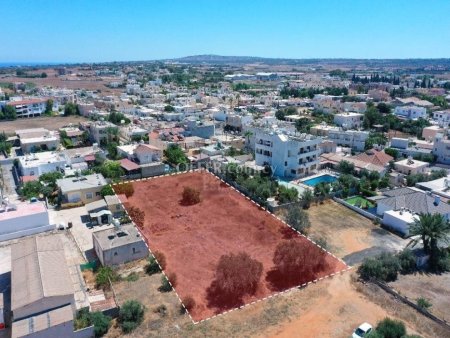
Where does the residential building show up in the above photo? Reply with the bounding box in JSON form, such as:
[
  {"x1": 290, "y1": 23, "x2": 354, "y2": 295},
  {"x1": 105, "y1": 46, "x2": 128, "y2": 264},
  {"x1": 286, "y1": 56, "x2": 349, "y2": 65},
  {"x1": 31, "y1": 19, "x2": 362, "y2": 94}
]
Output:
[
  {"x1": 10, "y1": 235, "x2": 90, "y2": 338},
  {"x1": 415, "y1": 174, "x2": 450, "y2": 200},
  {"x1": 433, "y1": 133, "x2": 450, "y2": 164},
  {"x1": 432, "y1": 109, "x2": 450, "y2": 127},
  {"x1": 394, "y1": 157, "x2": 429, "y2": 175},
  {"x1": 368, "y1": 89, "x2": 390, "y2": 102},
  {"x1": 57, "y1": 174, "x2": 107, "y2": 204},
  {"x1": 394, "y1": 105, "x2": 427, "y2": 120},
  {"x1": 85, "y1": 120, "x2": 118, "y2": 145},
  {"x1": 6, "y1": 98, "x2": 47, "y2": 118},
  {"x1": 0, "y1": 200, "x2": 52, "y2": 242},
  {"x1": 117, "y1": 143, "x2": 163, "y2": 164},
  {"x1": 376, "y1": 187, "x2": 450, "y2": 235},
  {"x1": 422, "y1": 125, "x2": 444, "y2": 141},
  {"x1": 16, "y1": 128, "x2": 60, "y2": 153},
  {"x1": 328, "y1": 129, "x2": 369, "y2": 151},
  {"x1": 93, "y1": 223, "x2": 148, "y2": 266},
  {"x1": 333, "y1": 112, "x2": 363, "y2": 129},
  {"x1": 185, "y1": 118, "x2": 215, "y2": 139},
  {"x1": 19, "y1": 151, "x2": 67, "y2": 177},
  {"x1": 254, "y1": 128, "x2": 321, "y2": 178}
]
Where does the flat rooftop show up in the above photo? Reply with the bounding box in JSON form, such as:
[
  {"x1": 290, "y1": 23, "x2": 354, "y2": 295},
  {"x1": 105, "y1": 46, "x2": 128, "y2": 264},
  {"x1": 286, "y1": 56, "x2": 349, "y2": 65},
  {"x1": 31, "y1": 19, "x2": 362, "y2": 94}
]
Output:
[
  {"x1": 93, "y1": 223, "x2": 144, "y2": 251},
  {"x1": 0, "y1": 201, "x2": 47, "y2": 222}
]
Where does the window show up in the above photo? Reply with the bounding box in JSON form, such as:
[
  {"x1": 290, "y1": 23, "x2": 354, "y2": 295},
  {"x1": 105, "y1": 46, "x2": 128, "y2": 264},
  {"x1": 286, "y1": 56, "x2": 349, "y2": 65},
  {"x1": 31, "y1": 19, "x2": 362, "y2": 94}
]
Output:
[
  {"x1": 95, "y1": 192, "x2": 101, "y2": 196},
  {"x1": 114, "y1": 252, "x2": 118, "y2": 256},
  {"x1": 86, "y1": 192, "x2": 93, "y2": 199}
]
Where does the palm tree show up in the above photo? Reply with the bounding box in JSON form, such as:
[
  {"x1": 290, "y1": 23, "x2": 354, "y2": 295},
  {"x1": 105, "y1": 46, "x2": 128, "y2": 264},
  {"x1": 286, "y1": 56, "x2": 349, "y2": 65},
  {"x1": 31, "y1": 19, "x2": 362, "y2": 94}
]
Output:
[
  {"x1": 244, "y1": 130, "x2": 253, "y2": 150},
  {"x1": 409, "y1": 213, "x2": 450, "y2": 254},
  {"x1": 301, "y1": 189, "x2": 314, "y2": 209}
]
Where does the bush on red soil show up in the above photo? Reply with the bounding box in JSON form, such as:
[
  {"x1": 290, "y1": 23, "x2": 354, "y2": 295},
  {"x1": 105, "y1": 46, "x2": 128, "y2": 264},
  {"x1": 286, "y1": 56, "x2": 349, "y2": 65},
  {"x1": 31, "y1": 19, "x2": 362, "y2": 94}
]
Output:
[
  {"x1": 206, "y1": 252, "x2": 263, "y2": 310},
  {"x1": 153, "y1": 251, "x2": 166, "y2": 270},
  {"x1": 266, "y1": 240, "x2": 329, "y2": 291},
  {"x1": 168, "y1": 272, "x2": 178, "y2": 287},
  {"x1": 182, "y1": 296, "x2": 196, "y2": 312},
  {"x1": 128, "y1": 206, "x2": 145, "y2": 228},
  {"x1": 114, "y1": 182, "x2": 135, "y2": 197},
  {"x1": 181, "y1": 186, "x2": 201, "y2": 205}
]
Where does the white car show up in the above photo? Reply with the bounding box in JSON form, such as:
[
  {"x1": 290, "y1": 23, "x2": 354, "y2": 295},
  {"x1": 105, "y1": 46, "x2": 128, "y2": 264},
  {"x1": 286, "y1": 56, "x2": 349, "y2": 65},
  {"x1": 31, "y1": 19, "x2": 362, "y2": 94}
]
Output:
[{"x1": 352, "y1": 322, "x2": 373, "y2": 338}]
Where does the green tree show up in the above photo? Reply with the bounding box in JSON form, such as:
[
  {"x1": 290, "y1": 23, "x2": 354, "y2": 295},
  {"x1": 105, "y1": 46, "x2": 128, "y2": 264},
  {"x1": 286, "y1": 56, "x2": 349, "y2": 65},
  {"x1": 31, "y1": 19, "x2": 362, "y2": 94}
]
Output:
[
  {"x1": 96, "y1": 161, "x2": 124, "y2": 180},
  {"x1": 375, "y1": 318, "x2": 406, "y2": 338},
  {"x1": 337, "y1": 160, "x2": 355, "y2": 174},
  {"x1": 164, "y1": 144, "x2": 187, "y2": 165},
  {"x1": 118, "y1": 300, "x2": 145, "y2": 333},
  {"x1": 409, "y1": 213, "x2": 450, "y2": 271},
  {"x1": 95, "y1": 266, "x2": 118, "y2": 289},
  {"x1": 100, "y1": 185, "x2": 115, "y2": 197},
  {"x1": 278, "y1": 185, "x2": 299, "y2": 204},
  {"x1": 164, "y1": 105, "x2": 175, "y2": 112},
  {"x1": 20, "y1": 181, "x2": 44, "y2": 199},
  {"x1": 301, "y1": 189, "x2": 314, "y2": 209},
  {"x1": 286, "y1": 206, "x2": 311, "y2": 234},
  {"x1": 106, "y1": 142, "x2": 119, "y2": 160},
  {"x1": 45, "y1": 99, "x2": 53, "y2": 114},
  {"x1": 64, "y1": 102, "x2": 79, "y2": 116},
  {"x1": 2, "y1": 105, "x2": 17, "y2": 120}
]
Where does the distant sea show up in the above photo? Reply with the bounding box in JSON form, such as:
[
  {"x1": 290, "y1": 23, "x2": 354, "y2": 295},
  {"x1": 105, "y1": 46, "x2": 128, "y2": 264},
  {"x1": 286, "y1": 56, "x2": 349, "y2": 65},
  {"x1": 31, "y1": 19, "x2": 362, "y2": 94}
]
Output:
[{"x1": 0, "y1": 61, "x2": 69, "y2": 68}]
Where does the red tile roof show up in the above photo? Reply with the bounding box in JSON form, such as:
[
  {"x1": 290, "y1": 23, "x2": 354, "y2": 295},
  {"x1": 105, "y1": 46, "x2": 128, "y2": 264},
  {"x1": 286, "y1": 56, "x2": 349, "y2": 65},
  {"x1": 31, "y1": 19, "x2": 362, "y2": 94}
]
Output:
[
  {"x1": 352, "y1": 149, "x2": 393, "y2": 167},
  {"x1": 7, "y1": 98, "x2": 47, "y2": 106},
  {"x1": 120, "y1": 158, "x2": 140, "y2": 171}
]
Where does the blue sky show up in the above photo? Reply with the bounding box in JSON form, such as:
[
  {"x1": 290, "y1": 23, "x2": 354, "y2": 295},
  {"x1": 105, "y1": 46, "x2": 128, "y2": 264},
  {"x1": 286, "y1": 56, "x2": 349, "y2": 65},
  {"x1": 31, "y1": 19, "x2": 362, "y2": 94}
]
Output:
[{"x1": 2, "y1": 0, "x2": 450, "y2": 62}]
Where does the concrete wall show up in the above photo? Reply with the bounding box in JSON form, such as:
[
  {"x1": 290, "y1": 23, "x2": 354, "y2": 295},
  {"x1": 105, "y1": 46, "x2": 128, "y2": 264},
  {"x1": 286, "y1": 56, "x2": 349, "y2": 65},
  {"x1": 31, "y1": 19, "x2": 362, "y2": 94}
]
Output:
[
  {"x1": 97, "y1": 240, "x2": 148, "y2": 266},
  {"x1": 0, "y1": 210, "x2": 50, "y2": 237},
  {"x1": 382, "y1": 212, "x2": 410, "y2": 236},
  {"x1": 0, "y1": 224, "x2": 54, "y2": 242}
]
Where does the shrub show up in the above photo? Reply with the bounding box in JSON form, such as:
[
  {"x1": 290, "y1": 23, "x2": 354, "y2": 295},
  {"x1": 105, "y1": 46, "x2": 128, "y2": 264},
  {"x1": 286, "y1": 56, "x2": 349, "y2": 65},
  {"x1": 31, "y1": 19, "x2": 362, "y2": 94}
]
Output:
[
  {"x1": 90, "y1": 312, "x2": 112, "y2": 337},
  {"x1": 114, "y1": 182, "x2": 134, "y2": 197},
  {"x1": 311, "y1": 236, "x2": 329, "y2": 250},
  {"x1": 74, "y1": 309, "x2": 111, "y2": 337},
  {"x1": 154, "y1": 304, "x2": 167, "y2": 317},
  {"x1": 180, "y1": 296, "x2": 196, "y2": 314},
  {"x1": 118, "y1": 300, "x2": 145, "y2": 333},
  {"x1": 145, "y1": 256, "x2": 161, "y2": 275},
  {"x1": 271, "y1": 240, "x2": 327, "y2": 285},
  {"x1": 416, "y1": 297, "x2": 432, "y2": 310},
  {"x1": 181, "y1": 186, "x2": 201, "y2": 205},
  {"x1": 357, "y1": 253, "x2": 400, "y2": 282},
  {"x1": 100, "y1": 185, "x2": 115, "y2": 197},
  {"x1": 167, "y1": 272, "x2": 177, "y2": 287},
  {"x1": 376, "y1": 317, "x2": 406, "y2": 338},
  {"x1": 96, "y1": 266, "x2": 118, "y2": 289},
  {"x1": 397, "y1": 249, "x2": 416, "y2": 274},
  {"x1": 125, "y1": 272, "x2": 139, "y2": 282},
  {"x1": 154, "y1": 251, "x2": 167, "y2": 270},
  {"x1": 159, "y1": 275, "x2": 173, "y2": 292},
  {"x1": 286, "y1": 206, "x2": 311, "y2": 234},
  {"x1": 128, "y1": 206, "x2": 145, "y2": 228}
]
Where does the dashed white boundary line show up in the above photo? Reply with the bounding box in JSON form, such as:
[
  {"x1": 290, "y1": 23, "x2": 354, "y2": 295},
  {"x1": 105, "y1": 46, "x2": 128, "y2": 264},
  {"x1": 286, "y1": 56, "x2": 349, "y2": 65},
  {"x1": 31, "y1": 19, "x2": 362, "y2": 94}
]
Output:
[{"x1": 111, "y1": 169, "x2": 351, "y2": 325}]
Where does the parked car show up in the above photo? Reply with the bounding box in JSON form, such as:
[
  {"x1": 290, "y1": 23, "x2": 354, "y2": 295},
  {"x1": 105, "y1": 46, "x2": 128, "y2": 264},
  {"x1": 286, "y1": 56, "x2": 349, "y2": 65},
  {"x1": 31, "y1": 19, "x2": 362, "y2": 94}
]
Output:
[{"x1": 352, "y1": 322, "x2": 372, "y2": 338}]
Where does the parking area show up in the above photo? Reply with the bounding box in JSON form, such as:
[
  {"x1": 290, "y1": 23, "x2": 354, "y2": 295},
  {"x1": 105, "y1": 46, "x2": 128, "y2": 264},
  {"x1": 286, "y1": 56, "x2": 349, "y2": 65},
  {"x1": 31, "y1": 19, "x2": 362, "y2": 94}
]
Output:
[
  {"x1": 49, "y1": 206, "x2": 114, "y2": 261},
  {"x1": 304, "y1": 200, "x2": 408, "y2": 265}
]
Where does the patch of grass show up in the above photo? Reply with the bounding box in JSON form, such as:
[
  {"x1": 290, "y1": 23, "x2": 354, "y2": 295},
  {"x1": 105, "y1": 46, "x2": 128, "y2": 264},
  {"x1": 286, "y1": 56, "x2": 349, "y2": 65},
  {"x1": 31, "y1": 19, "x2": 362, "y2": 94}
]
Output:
[
  {"x1": 126, "y1": 272, "x2": 139, "y2": 282},
  {"x1": 345, "y1": 196, "x2": 375, "y2": 209}
]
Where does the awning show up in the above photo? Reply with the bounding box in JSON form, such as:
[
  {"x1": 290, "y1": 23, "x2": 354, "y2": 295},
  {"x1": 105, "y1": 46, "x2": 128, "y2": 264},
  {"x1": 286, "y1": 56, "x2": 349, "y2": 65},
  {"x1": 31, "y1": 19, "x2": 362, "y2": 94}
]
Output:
[{"x1": 120, "y1": 158, "x2": 140, "y2": 171}]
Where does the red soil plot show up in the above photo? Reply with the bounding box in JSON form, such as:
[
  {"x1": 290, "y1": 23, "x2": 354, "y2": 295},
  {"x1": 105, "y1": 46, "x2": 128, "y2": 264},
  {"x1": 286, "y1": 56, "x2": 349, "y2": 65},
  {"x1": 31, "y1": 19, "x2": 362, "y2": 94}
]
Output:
[{"x1": 116, "y1": 171, "x2": 348, "y2": 322}]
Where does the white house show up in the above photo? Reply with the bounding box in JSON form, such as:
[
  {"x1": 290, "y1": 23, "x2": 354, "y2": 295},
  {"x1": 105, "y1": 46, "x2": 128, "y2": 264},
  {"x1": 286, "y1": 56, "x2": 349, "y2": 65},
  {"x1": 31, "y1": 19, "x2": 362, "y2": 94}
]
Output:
[
  {"x1": 6, "y1": 98, "x2": 47, "y2": 118},
  {"x1": 333, "y1": 112, "x2": 364, "y2": 129},
  {"x1": 19, "y1": 151, "x2": 67, "y2": 177},
  {"x1": 254, "y1": 128, "x2": 321, "y2": 178},
  {"x1": 394, "y1": 106, "x2": 427, "y2": 120},
  {"x1": 0, "y1": 201, "x2": 53, "y2": 242},
  {"x1": 328, "y1": 129, "x2": 369, "y2": 151}
]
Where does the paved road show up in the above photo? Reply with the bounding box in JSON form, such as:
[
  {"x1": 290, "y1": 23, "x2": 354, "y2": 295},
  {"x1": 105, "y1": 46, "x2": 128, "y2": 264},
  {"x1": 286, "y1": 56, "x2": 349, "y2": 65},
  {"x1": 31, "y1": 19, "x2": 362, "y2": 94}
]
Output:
[{"x1": 342, "y1": 227, "x2": 409, "y2": 266}]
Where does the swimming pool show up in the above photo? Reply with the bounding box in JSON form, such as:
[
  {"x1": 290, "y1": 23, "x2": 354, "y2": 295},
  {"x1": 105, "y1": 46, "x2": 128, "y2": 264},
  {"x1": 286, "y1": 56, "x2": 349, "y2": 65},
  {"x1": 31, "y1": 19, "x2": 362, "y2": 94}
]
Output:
[{"x1": 301, "y1": 174, "x2": 338, "y2": 187}]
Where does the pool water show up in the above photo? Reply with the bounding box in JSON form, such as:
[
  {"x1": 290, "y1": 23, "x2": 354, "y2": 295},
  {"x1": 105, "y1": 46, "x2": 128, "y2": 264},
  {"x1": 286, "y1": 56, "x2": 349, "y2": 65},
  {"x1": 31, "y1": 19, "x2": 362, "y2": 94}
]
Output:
[{"x1": 302, "y1": 174, "x2": 337, "y2": 187}]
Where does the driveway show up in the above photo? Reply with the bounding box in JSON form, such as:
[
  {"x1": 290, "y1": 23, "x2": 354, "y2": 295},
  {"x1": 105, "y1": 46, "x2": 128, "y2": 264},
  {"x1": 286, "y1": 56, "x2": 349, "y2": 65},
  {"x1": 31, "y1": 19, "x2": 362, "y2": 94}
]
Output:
[{"x1": 49, "y1": 206, "x2": 114, "y2": 261}]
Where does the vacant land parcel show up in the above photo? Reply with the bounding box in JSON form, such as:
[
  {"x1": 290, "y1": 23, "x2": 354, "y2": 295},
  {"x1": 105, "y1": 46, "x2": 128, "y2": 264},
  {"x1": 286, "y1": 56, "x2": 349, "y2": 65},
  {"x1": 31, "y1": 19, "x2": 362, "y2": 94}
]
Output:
[{"x1": 115, "y1": 171, "x2": 347, "y2": 322}]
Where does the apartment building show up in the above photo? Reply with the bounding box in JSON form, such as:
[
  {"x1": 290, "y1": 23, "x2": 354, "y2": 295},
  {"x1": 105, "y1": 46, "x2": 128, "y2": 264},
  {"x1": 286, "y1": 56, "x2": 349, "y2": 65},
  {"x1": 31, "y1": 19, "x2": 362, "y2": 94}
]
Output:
[
  {"x1": 394, "y1": 105, "x2": 427, "y2": 120},
  {"x1": 433, "y1": 133, "x2": 450, "y2": 164},
  {"x1": 86, "y1": 120, "x2": 118, "y2": 144},
  {"x1": 16, "y1": 128, "x2": 60, "y2": 153},
  {"x1": 254, "y1": 129, "x2": 321, "y2": 178},
  {"x1": 333, "y1": 112, "x2": 364, "y2": 129},
  {"x1": 328, "y1": 129, "x2": 369, "y2": 151},
  {"x1": 6, "y1": 98, "x2": 47, "y2": 118},
  {"x1": 433, "y1": 110, "x2": 450, "y2": 127}
]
